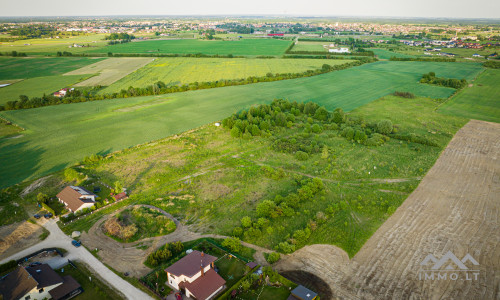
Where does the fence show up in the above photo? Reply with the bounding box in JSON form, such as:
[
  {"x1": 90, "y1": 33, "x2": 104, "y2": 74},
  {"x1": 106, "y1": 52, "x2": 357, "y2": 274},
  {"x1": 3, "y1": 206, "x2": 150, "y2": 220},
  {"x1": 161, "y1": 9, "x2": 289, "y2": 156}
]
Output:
[{"x1": 61, "y1": 196, "x2": 129, "y2": 225}]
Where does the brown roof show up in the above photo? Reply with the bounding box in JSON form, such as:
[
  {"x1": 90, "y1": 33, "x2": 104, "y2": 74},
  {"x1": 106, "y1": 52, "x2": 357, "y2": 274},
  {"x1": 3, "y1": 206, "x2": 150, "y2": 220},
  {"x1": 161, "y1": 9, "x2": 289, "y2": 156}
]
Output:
[
  {"x1": 184, "y1": 269, "x2": 225, "y2": 300},
  {"x1": 25, "y1": 264, "x2": 63, "y2": 288},
  {"x1": 49, "y1": 276, "x2": 81, "y2": 300},
  {"x1": 0, "y1": 266, "x2": 37, "y2": 300},
  {"x1": 56, "y1": 186, "x2": 95, "y2": 212},
  {"x1": 112, "y1": 192, "x2": 128, "y2": 201},
  {"x1": 165, "y1": 251, "x2": 217, "y2": 277},
  {"x1": 246, "y1": 262, "x2": 258, "y2": 269}
]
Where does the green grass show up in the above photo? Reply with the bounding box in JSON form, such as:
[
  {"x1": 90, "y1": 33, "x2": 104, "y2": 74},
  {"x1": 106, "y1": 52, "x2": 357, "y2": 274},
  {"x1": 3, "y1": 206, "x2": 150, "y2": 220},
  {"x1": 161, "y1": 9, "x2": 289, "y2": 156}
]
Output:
[
  {"x1": 215, "y1": 256, "x2": 248, "y2": 289},
  {"x1": 0, "y1": 57, "x2": 104, "y2": 80},
  {"x1": 369, "y1": 48, "x2": 416, "y2": 59},
  {"x1": 90, "y1": 38, "x2": 293, "y2": 56},
  {"x1": 0, "y1": 118, "x2": 22, "y2": 137},
  {"x1": 292, "y1": 41, "x2": 329, "y2": 52},
  {"x1": 0, "y1": 61, "x2": 483, "y2": 188},
  {"x1": 56, "y1": 262, "x2": 123, "y2": 300},
  {"x1": 439, "y1": 69, "x2": 500, "y2": 122},
  {"x1": 100, "y1": 57, "x2": 351, "y2": 93},
  {"x1": 0, "y1": 34, "x2": 109, "y2": 55},
  {"x1": 0, "y1": 74, "x2": 91, "y2": 105}
]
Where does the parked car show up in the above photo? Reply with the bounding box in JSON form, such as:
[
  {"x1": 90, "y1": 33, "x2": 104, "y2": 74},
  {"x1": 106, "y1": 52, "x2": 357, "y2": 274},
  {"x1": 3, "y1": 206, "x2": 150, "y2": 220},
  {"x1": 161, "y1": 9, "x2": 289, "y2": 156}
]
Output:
[
  {"x1": 29, "y1": 262, "x2": 42, "y2": 267},
  {"x1": 34, "y1": 214, "x2": 41, "y2": 219},
  {"x1": 44, "y1": 213, "x2": 53, "y2": 219},
  {"x1": 71, "y1": 240, "x2": 81, "y2": 247},
  {"x1": 175, "y1": 292, "x2": 182, "y2": 300}
]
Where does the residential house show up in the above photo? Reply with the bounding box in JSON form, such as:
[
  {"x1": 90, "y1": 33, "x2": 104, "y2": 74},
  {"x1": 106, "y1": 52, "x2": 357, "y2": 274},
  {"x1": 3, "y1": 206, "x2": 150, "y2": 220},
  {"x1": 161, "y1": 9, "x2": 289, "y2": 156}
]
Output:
[
  {"x1": 165, "y1": 251, "x2": 225, "y2": 300},
  {"x1": 53, "y1": 88, "x2": 74, "y2": 98},
  {"x1": 0, "y1": 264, "x2": 82, "y2": 300},
  {"x1": 57, "y1": 186, "x2": 97, "y2": 212},
  {"x1": 472, "y1": 53, "x2": 482, "y2": 58},
  {"x1": 288, "y1": 285, "x2": 318, "y2": 300},
  {"x1": 329, "y1": 47, "x2": 350, "y2": 53}
]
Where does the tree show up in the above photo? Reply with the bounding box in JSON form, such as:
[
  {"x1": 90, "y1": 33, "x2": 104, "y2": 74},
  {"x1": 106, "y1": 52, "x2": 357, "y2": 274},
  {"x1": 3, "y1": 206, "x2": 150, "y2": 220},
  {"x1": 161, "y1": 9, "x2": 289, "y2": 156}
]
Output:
[
  {"x1": 256, "y1": 200, "x2": 276, "y2": 218},
  {"x1": 222, "y1": 237, "x2": 242, "y2": 253},
  {"x1": 295, "y1": 151, "x2": 309, "y2": 161},
  {"x1": 37, "y1": 192, "x2": 49, "y2": 204},
  {"x1": 314, "y1": 107, "x2": 328, "y2": 121},
  {"x1": 377, "y1": 119, "x2": 393, "y2": 135},
  {"x1": 241, "y1": 216, "x2": 252, "y2": 228},
  {"x1": 332, "y1": 108, "x2": 345, "y2": 124},
  {"x1": 266, "y1": 252, "x2": 280, "y2": 264},
  {"x1": 230, "y1": 126, "x2": 241, "y2": 138},
  {"x1": 113, "y1": 181, "x2": 123, "y2": 194}
]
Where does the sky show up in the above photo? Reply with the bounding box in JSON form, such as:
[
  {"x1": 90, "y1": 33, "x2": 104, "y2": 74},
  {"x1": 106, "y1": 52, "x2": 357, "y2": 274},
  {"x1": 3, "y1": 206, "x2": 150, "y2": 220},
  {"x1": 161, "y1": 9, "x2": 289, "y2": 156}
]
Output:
[{"x1": 1, "y1": 0, "x2": 499, "y2": 18}]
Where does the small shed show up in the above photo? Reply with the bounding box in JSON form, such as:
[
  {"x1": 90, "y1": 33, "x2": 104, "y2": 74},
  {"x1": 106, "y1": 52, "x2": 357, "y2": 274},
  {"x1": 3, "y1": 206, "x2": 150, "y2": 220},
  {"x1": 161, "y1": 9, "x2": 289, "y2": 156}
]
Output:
[
  {"x1": 288, "y1": 285, "x2": 318, "y2": 300},
  {"x1": 246, "y1": 262, "x2": 258, "y2": 269}
]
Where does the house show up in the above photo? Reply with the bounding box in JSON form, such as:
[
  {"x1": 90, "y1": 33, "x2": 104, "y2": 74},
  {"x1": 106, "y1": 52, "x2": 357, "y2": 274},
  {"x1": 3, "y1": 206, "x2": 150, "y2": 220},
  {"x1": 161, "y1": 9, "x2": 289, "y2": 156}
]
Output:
[
  {"x1": 57, "y1": 186, "x2": 97, "y2": 212},
  {"x1": 328, "y1": 47, "x2": 350, "y2": 53},
  {"x1": 0, "y1": 264, "x2": 82, "y2": 300},
  {"x1": 53, "y1": 88, "x2": 74, "y2": 98},
  {"x1": 165, "y1": 251, "x2": 226, "y2": 300},
  {"x1": 472, "y1": 53, "x2": 482, "y2": 58},
  {"x1": 287, "y1": 285, "x2": 318, "y2": 300}
]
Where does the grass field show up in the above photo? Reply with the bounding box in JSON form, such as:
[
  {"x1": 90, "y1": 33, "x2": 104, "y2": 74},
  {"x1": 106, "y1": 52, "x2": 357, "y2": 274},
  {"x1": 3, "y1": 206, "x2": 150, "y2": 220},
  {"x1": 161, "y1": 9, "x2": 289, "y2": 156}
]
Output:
[
  {"x1": 0, "y1": 57, "x2": 104, "y2": 80},
  {"x1": 0, "y1": 34, "x2": 109, "y2": 55},
  {"x1": 100, "y1": 57, "x2": 351, "y2": 93},
  {"x1": 291, "y1": 41, "x2": 329, "y2": 52},
  {"x1": 90, "y1": 38, "x2": 293, "y2": 56},
  {"x1": 439, "y1": 68, "x2": 500, "y2": 122},
  {"x1": 369, "y1": 48, "x2": 416, "y2": 59},
  {"x1": 0, "y1": 61, "x2": 483, "y2": 188},
  {"x1": 0, "y1": 74, "x2": 91, "y2": 105}
]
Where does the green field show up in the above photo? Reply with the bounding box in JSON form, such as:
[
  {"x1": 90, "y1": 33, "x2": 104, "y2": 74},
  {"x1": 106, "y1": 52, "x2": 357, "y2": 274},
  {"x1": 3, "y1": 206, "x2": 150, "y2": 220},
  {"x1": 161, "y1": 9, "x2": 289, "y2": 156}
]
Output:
[
  {"x1": 0, "y1": 74, "x2": 91, "y2": 105},
  {"x1": 369, "y1": 48, "x2": 416, "y2": 59},
  {"x1": 100, "y1": 57, "x2": 351, "y2": 93},
  {"x1": 439, "y1": 69, "x2": 500, "y2": 122},
  {"x1": 0, "y1": 61, "x2": 483, "y2": 188},
  {"x1": 0, "y1": 34, "x2": 109, "y2": 55},
  {"x1": 291, "y1": 41, "x2": 329, "y2": 52},
  {"x1": 0, "y1": 57, "x2": 104, "y2": 80},
  {"x1": 90, "y1": 38, "x2": 293, "y2": 56}
]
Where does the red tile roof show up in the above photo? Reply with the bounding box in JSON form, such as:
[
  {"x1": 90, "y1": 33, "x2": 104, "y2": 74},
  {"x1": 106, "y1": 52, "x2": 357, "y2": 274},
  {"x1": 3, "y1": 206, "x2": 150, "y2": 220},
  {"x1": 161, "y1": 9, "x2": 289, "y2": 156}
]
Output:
[
  {"x1": 184, "y1": 269, "x2": 225, "y2": 300},
  {"x1": 112, "y1": 192, "x2": 128, "y2": 201},
  {"x1": 165, "y1": 251, "x2": 217, "y2": 277}
]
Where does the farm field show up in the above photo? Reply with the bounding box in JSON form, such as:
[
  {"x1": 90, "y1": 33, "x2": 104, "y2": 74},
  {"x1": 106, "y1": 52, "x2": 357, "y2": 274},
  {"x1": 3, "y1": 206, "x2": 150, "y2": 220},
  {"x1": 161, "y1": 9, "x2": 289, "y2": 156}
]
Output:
[
  {"x1": 64, "y1": 57, "x2": 154, "y2": 86},
  {"x1": 0, "y1": 74, "x2": 91, "y2": 105},
  {"x1": 439, "y1": 69, "x2": 500, "y2": 122},
  {"x1": 291, "y1": 41, "x2": 329, "y2": 52},
  {"x1": 89, "y1": 38, "x2": 293, "y2": 56},
  {"x1": 100, "y1": 57, "x2": 352, "y2": 93},
  {"x1": 369, "y1": 48, "x2": 416, "y2": 59},
  {"x1": 0, "y1": 57, "x2": 104, "y2": 80},
  {"x1": 0, "y1": 34, "x2": 109, "y2": 55},
  {"x1": 0, "y1": 61, "x2": 483, "y2": 188},
  {"x1": 275, "y1": 119, "x2": 500, "y2": 299}
]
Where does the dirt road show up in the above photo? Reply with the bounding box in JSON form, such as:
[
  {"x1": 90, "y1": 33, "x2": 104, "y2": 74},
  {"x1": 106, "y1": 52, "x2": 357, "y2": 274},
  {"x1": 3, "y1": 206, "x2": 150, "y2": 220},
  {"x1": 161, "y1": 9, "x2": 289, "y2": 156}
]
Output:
[{"x1": 275, "y1": 120, "x2": 500, "y2": 300}]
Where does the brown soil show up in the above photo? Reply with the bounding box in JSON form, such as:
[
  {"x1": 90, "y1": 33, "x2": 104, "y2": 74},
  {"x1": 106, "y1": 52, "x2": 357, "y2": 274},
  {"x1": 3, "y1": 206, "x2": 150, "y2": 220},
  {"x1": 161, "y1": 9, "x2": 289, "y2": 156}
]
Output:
[
  {"x1": 275, "y1": 120, "x2": 500, "y2": 300},
  {"x1": 0, "y1": 221, "x2": 45, "y2": 259}
]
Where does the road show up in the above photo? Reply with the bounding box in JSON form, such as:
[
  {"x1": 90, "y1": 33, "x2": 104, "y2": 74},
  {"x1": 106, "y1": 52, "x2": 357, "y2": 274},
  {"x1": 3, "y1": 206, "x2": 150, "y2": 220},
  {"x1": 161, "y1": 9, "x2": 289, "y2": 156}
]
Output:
[{"x1": 0, "y1": 218, "x2": 153, "y2": 300}]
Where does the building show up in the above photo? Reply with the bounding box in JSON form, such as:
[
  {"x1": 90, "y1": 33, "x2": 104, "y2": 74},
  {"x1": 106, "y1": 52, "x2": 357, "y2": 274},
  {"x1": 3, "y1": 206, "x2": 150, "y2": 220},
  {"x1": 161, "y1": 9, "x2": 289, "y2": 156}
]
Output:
[
  {"x1": 0, "y1": 264, "x2": 82, "y2": 300},
  {"x1": 53, "y1": 88, "x2": 74, "y2": 98},
  {"x1": 329, "y1": 47, "x2": 350, "y2": 53},
  {"x1": 165, "y1": 251, "x2": 226, "y2": 300},
  {"x1": 288, "y1": 285, "x2": 318, "y2": 300},
  {"x1": 57, "y1": 186, "x2": 97, "y2": 212},
  {"x1": 112, "y1": 192, "x2": 128, "y2": 201},
  {"x1": 472, "y1": 53, "x2": 482, "y2": 58}
]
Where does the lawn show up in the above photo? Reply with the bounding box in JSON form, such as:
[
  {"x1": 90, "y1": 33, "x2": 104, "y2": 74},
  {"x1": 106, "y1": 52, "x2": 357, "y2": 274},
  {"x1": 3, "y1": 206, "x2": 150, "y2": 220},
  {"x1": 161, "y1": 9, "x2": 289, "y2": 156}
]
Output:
[
  {"x1": 0, "y1": 57, "x2": 104, "y2": 80},
  {"x1": 0, "y1": 61, "x2": 483, "y2": 188},
  {"x1": 55, "y1": 261, "x2": 123, "y2": 300},
  {"x1": 439, "y1": 68, "x2": 500, "y2": 122},
  {"x1": 215, "y1": 256, "x2": 248, "y2": 289},
  {"x1": 368, "y1": 48, "x2": 416, "y2": 59},
  {"x1": 89, "y1": 38, "x2": 293, "y2": 56},
  {"x1": 0, "y1": 74, "x2": 92, "y2": 105},
  {"x1": 100, "y1": 57, "x2": 351, "y2": 93}
]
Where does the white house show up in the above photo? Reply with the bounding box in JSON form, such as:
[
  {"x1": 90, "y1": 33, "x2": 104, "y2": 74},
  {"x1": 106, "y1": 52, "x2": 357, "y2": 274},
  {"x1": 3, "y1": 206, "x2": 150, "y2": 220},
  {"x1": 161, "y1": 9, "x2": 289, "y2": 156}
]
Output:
[
  {"x1": 165, "y1": 251, "x2": 226, "y2": 300},
  {"x1": 0, "y1": 264, "x2": 82, "y2": 300},
  {"x1": 472, "y1": 53, "x2": 482, "y2": 58},
  {"x1": 329, "y1": 47, "x2": 350, "y2": 53},
  {"x1": 56, "y1": 186, "x2": 97, "y2": 212}
]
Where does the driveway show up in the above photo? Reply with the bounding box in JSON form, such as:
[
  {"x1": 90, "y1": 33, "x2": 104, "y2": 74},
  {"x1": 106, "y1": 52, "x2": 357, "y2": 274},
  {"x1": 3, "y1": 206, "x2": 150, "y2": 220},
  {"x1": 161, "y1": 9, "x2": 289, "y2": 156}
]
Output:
[{"x1": 0, "y1": 218, "x2": 153, "y2": 300}]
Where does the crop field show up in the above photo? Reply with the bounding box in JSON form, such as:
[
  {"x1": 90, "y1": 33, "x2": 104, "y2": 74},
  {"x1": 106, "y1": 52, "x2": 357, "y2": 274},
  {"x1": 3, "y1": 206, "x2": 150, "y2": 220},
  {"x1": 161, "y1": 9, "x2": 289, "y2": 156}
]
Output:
[
  {"x1": 369, "y1": 48, "x2": 416, "y2": 59},
  {"x1": 0, "y1": 34, "x2": 109, "y2": 55},
  {"x1": 0, "y1": 61, "x2": 483, "y2": 187},
  {"x1": 100, "y1": 57, "x2": 351, "y2": 93},
  {"x1": 0, "y1": 57, "x2": 104, "y2": 80},
  {"x1": 291, "y1": 41, "x2": 329, "y2": 52},
  {"x1": 0, "y1": 74, "x2": 91, "y2": 105},
  {"x1": 89, "y1": 38, "x2": 293, "y2": 56},
  {"x1": 439, "y1": 69, "x2": 500, "y2": 122},
  {"x1": 64, "y1": 57, "x2": 155, "y2": 86}
]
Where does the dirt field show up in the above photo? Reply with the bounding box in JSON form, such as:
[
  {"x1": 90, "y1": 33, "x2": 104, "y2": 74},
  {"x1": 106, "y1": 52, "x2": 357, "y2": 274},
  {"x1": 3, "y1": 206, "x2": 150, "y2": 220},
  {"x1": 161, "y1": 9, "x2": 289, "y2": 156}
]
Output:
[
  {"x1": 0, "y1": 220, "x2": 45, "y2": 259},
  {"x1": 275, "y1": 119, "x2": 500, "y2": 300},
  {"x1": 64, "y1": 57, "x2": 154, "y2": 86}
]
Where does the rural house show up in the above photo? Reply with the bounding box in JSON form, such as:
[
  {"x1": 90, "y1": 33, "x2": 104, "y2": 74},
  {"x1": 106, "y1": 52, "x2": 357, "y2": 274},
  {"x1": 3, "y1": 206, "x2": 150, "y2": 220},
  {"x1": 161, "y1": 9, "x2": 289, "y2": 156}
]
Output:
[
  {"x1": 165, "y1": 250, "x2": 226, "y2": 300},
  {"x1": 56, "y1": 186, "x2": 97, "y2": 212},
  {"x1": 288, "y1": 285, "x2": 318, "y2": 300},
  {"x1": 0, "y1": 264, "x2": 82, "y2": 300}
]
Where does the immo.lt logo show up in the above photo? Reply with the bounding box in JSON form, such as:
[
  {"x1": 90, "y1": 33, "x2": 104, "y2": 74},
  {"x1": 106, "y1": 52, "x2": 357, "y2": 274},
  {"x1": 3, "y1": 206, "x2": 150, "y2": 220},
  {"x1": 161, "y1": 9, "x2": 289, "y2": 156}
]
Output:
[{"x1": 418, "y1": 251, "x2": 480, "y2": 281}]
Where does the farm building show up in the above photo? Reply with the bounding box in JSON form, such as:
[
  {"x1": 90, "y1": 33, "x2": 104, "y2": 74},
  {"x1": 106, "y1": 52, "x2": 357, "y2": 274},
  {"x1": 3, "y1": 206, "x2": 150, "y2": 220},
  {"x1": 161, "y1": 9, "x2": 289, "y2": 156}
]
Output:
[
  {"x1": 329, "y1": 48, "x2": 350, "y2": 53},
  {"x1": 288, "y1": 285, "x2": 318, "y2": 300},
  {"x1": 165, "y1": 250, "x2": 226, "y2": 300},
  {"x1": 112, "y1": 192, "x2": 128, "y2": 201},
  {"x1": 56, "y1": 186, "x2": 97, "y2": 212},
  {"x1": 0, "y1": 264, "x2": 82, "y2": 300},
  {"x1": 53, "y1": 88, "x2": 74, "y2": 98}
]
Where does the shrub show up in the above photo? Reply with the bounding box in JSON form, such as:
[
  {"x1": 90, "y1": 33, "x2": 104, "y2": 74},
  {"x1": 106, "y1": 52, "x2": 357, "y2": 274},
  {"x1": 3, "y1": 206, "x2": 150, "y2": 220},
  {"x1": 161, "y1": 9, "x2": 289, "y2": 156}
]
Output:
[
  {"x1": 222, "y1": 237, "x2": 242, "y2": 253},
  {"x1": 295, "y1": 151, "x2": 309, "y2": 161},
  {"x1": 230, "y1": 127, "x2": 241, "y2": 138},
  {"x1": 241, "y1": 216, "x2": 252, "y2": 228},
  {"x1": 393, "y1": 91, "x2": 416, "y2": 98},
  {"x1": 342, "y1": 127, "x2": 355, "y2": 140},
  {"x1": 332, "y1": 108, "x2": 345, "y2": 124},
  {"x1": 266, "y1": 252, "x2": 281, "y2": 264},
  {"x1": 311, "y1": 124, "x2": 322, "y2": 133},
  {"x1": 377, "y1": 119, "x2": 393, "y2": 135},
  {"x1": 233, "y1": 227, "x2": 243, "y2": 236},
  {"x1": 256, "y1": 200, "x2": 277, "y2": 218}
]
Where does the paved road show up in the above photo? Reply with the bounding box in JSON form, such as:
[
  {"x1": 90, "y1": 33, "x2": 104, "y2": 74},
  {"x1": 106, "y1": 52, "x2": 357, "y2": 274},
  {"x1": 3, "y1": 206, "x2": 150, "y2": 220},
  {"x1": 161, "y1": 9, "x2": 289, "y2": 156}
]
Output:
[{"x1": 0, "y1": 218, "x2": 153, "y2": 300}]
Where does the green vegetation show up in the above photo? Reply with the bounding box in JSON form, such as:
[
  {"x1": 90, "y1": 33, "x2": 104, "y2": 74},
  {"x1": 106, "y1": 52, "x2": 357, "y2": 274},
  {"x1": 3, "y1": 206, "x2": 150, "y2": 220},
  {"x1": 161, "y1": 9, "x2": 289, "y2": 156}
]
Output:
[
  {"x1": 103, "y1": 206, "x2": 176, "y2": 242},
  {"x1": 420, "y1": 72, "x2": 467, "y2": 89},
  {"x1": 100, "y1": 57, "x2": 352, "y2": 93},
  {"x1": 369, "y1": 48, "x2": 415, "y2": 59},
  {"x1": 56, "y1": 262, "x2": 123, "y2": 300},
  {"x1": 0, "y1": 61, "x2": 482, "y2": 188},
  {"x1": 292, "y1": 41, "x2": 328, "y2": 52},
  {"x1": 0, "y1": 74, "x2": 91, "y2": 105},
  {"x1": 0, "y1": 34, "x2": 109, "y2": 55},
  {"x1": 0, "y1": 57, "x2": 104, "y2": 80},
  {"x1": 483, "y1": 60, "x2": 500, "y2": 69},
  {"x1": 228, "y1": 267, "x2": 296, "y2": 300},
  {"x1": 439, "y1": 69, "x2": 500, "y2": 122},
  {"x1": 91, "y1": 39, "x2": 293, "y2": 56},
  {"x1": 0, "y1": 118, "x2": 22, "y2": 137}
]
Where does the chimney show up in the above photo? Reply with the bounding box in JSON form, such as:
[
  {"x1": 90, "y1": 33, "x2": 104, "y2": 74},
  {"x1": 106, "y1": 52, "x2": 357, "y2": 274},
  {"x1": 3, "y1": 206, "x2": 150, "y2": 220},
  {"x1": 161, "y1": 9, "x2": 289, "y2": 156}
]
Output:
[
  {"x1": 201, "y1": 251, "x2": 204, "y2": 257},
  {"x1": 200, "y1": 263, "x2": 204, "y2": 277}
]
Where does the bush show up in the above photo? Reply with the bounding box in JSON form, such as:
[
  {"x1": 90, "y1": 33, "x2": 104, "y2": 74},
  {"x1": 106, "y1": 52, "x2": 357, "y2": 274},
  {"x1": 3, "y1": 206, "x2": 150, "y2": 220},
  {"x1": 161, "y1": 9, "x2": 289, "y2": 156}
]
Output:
[
  {"x1": 295, "y1": 151, "x2": 309, "y2": 161},
  {"x1": 332, "y1": 108, "x2": 345, "y2": 124},
  {"x1": 377, "y1": 119, "x2": 393, "y2": 135},
  {"x1": 241, "y1": 216, "x2": 252, "y2": 228},
  {"x1": 266, "y1": 252, "x2": 281, "y2": 264},
  {"x1": 484, "y1": 60, "x2": 500, "y2": 69},
  {"x1": 222, "y1": 237, "x2": 242, "y2": 253},
  {"x1": 256, "y1": 200, "x2": 277, "y2": 218},
  {"x1": 393, "y1": 91, "x2": 416, "y2": 98}
]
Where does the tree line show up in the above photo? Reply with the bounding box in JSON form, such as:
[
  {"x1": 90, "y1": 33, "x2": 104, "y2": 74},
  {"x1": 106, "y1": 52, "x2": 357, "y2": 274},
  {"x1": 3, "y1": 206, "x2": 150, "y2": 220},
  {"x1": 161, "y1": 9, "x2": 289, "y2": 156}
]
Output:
[{"x1": 420, "y1": 72, "x2": 467, "y2": 89}]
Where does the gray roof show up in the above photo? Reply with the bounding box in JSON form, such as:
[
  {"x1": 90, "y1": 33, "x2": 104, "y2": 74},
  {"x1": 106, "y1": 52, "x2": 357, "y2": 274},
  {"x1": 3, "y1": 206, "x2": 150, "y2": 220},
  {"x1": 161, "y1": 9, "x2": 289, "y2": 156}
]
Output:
[{"x1": 291, "y1": 285, "x2": 318, "y2": 300}]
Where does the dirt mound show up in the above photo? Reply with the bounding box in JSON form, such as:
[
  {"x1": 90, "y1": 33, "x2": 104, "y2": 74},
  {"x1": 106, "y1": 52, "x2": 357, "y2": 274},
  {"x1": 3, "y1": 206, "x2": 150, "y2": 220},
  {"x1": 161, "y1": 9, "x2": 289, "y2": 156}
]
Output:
[{"x1": 0, "y1": 221, "x2": 44, "y2": 259}]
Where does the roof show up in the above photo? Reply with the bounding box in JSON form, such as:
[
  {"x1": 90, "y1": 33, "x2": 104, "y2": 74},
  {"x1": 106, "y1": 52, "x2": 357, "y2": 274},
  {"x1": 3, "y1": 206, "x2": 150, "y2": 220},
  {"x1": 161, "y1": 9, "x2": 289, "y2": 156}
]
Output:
[
  {"x1": 246, "y1": 262, "x2": 258, "y2": 269},
  {"x1": 290, "y1": 285, "x2": 318, "y2": 300},
  {"x1": 112, "y1": 192, "x2": 128, "y2": 201},
  {"x1": 49, "y1": 276, "x2": 81, "y2": 300},
  {"x1": 165, "y1": 251, "x2": 217, "y2": 277},
  {"x1": 183, "y1": 269, "x2": 225, "y2": 300},
  {"x1": 56, "y1": 186, "x2": 95, "y2": 211},
  {"x1": 25, "y1": 264, "x2": 63, "y2": 288},
  {"x1": 0, "y1": 267, "x2": 37, "y2": 300}
]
